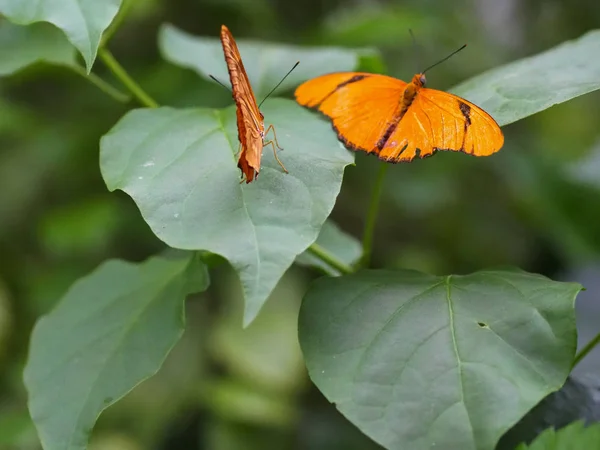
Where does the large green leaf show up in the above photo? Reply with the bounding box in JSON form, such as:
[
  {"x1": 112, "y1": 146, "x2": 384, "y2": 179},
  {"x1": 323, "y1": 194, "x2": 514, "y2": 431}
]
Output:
[
  {"x1": 452, "y1": 30, "x2": 600, "y2": 127},
  {"x1": 23, "y1": 252, "x2": 208, "y2": 450},
  {"x1": 0, "y1": 22, "x2": 75, "y2": 75},
  {"x1": 158, "y1": 23, "x2": 363, "y2": 99},
  {"x1": 0, "y1": 0, "x2": 122, "y2": 71},
  {"x1": 100, "y1": 99, "x2": 353, "y2": 325},
  {"x1": 299, "y1": 269, "x2": 580, "y2": 450},
  {"x1": 516, "y1": 421, "x2": 600, "y2": 449}
]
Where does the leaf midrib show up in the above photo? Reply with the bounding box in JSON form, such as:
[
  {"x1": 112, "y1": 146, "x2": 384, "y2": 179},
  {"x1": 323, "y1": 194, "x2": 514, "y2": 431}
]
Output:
[
  {"x1": 445, "y1": 275, "x2": 476, "y2": 449},
  {"x1": 213, "y1": 109, "x2": 262, "y2": 296}
]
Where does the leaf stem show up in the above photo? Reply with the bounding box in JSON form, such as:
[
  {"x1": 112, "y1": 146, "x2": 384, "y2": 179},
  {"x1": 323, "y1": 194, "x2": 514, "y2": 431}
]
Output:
[
  {"x1": 307, "y1": 243, "x2": 353, "y2": 275},
  {"x1": 98, "y1": 48, "x2": 158, "y2": 108},
  {"x1": 69, "y1": 64, "x2": 130, "y2": 103},
  {"x1": 573, "y1": 331, "x2": 600, "y2": 368},
  {"x1": 359, "y1": 163, "x2": 388, "y2": 268}
]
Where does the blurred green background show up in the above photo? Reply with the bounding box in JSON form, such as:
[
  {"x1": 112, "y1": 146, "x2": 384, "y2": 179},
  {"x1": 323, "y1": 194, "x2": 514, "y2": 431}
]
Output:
[{"x1": 2, "y1": 0, "x2": 600, "y2": 448}]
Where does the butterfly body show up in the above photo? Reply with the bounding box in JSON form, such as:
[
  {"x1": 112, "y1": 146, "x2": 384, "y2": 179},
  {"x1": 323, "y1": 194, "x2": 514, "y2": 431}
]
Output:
[
  {"x1": 295, "y1": 71, "x2": 503, "y2": 162},
  {"x1": 220, "y1": 25, "x2": 287, "y2": 183}
]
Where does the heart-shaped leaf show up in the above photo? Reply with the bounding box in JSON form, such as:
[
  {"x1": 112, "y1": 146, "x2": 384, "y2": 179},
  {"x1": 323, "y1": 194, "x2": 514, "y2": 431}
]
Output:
[
  {"x1": 0, "y1": 0, "x2": 122, "y2": 71},
  {"x1": 23, "y1": 252, "x2": 208, "y2": 450},
  {"x1": 452, "y1": 29, "x2": 600, "y2": 127},
  {"x1": 299, "y1": 269, "x2": 581, "y2": 450},
  {"x1": 100, "y1": 99, "x2": 353, "y2": 325},
  {"x1": 0, "y1": 21, "x2": 76, "y2": 75},
  {"x1": 158, "y1": 23, "x2": 365, "y2": 99},
  {"x1": 516, "y1": 421, "x2": 600, "y2": 449}
]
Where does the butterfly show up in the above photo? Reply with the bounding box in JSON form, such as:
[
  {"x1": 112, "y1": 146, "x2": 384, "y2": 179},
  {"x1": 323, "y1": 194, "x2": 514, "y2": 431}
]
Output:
[
  {"x1": 294, "y1": 66, "x2": 504, "y2": 163},
  {"x1": 219, "y1": 24, "x2": 288, "y2": 183}
]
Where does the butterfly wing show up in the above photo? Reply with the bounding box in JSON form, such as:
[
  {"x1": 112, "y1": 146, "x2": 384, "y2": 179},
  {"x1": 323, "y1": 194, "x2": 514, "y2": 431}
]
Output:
[
  {"x1": 220, "y1": 25, "x2": 264, "y2": 183},
  {"x1": 295, "y1": 72, "x2": 406, "y2": 155},
  {"x1": 377, "y1": 88, "x2": 504, "y2": 162}
]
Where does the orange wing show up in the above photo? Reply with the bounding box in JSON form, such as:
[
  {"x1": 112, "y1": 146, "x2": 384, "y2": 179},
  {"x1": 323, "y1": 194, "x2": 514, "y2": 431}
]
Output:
[
  {"x1": 295, "y1": 72, "x2": 406, "y2": 156},
  {"x1": 220, "y1": 25, "x2": 264, "y2": 183},
  {"x1": 377, "y1": 89, "x2": 504, "y2": 162},
  {"x1": 295, "y1": 72, "x2": 504, "y2": 163}
]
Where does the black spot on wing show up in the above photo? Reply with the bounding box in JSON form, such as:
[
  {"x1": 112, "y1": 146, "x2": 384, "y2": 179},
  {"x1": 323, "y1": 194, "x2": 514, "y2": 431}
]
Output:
[
  {"x1": 315, "y1": 75, "x2": 370, "y2": 106},
  {"x1": 336, "y1": 74, "x2": 368, "y2": 89},
  {"x1": 459, "y1": 101, "x2": 472, "y2": 126},
  {"x1": 458, "y1": 100, "x2": 472, "y2": 151},
  {"x1": 376, "y1": 119, "x2": 401, "y2": 150}
]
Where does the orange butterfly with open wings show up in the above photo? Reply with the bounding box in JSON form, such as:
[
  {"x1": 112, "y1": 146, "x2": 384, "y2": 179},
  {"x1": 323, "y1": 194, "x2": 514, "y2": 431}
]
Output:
[
  {"x1": 220, "y1": 25, "x2": 288, "y2": 183},
  {"x1": 295, "y1": 60, "x2": 503, "y2": 162}
]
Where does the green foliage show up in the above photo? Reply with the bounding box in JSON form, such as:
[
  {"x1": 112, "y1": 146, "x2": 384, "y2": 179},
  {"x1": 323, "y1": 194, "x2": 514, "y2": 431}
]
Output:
[
  {"x1": 0, "y1": 3, "x2": 599, "y2": 450},
  {"x1": 23, "y1": 252, "x2": 208, "y2": 450},
  {"x1": 0, "y1": 21, "x2": 75, "y2": 75},
  {"x1": 100, "y1": 102, "x2": 353, "y2": 324},
  {"x1": 452, "y1": 30, "x2": 600, "y2": 127},
  {"x1": 299, "y1": 269, "x2": 581, "y2": 450},
  {"x1": 0, "y1": 0, "x2": 122, "y2": 71},
  {"x1": 516, "y1": 421, "x2": 600, "y2": 449}
]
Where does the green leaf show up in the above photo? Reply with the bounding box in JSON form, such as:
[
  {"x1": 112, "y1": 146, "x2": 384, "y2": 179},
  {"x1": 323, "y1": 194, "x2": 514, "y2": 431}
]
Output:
[
  {"x1": 23, "y1": 252, "x2": 208, "y2": 450},
  {"x1": 516, "y1": 421, "x2": 600, "y2": 449},
  {"x1": 296, "y1": 220, "x2": 362, "y2": 275},
  {"x1": 0, "y1": 21, "x2": 76, "y2": 75},
  {"x1": 299, "y1": 269, "x2": 581, "y2": 450},
  {"x1": 100, "y1": 100, "x2": 353, "y2": 325},
  {"x1": 0, "y1": 0, "x2": 123, "y2": 71},
  {"x1": 452, "y1": 30, "x2": 600, "y2": 127},
  {"x1": 158, "y1": 23, "x2": 362, "y2": 99}
]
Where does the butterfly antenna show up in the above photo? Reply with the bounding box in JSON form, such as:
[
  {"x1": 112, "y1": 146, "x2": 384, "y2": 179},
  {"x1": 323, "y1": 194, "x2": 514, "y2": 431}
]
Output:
[
  {"x1": 421, "y1": 44, "x2": 467, "y2": 74},
  {"x1": 258, "y1": 61, "x2": 300, "y2": 108},
  {"x1": 209, "y1": 74, "x2": 231, "y2": 91}
]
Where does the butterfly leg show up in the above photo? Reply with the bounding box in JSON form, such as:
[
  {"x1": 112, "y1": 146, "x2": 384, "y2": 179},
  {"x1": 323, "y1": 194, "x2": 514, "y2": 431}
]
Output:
[
  {"x1": 235, "y1": 143, "x2": 247, "y2": 183},
  {"x1": 264, "y1": 124, "x2": 284, "y2": 151},
  {"x1": 264, "y1": 140, "x2": 288, "y2": 174}
]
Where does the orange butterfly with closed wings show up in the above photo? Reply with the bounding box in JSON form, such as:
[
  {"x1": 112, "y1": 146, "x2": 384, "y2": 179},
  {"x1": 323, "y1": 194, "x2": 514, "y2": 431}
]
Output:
[
  {"x1": 295, "y1": 47, "x2": 503, "y2": 163},
  {"x1": 220, "y1": 25, "x2": 289, "y2": 183}
]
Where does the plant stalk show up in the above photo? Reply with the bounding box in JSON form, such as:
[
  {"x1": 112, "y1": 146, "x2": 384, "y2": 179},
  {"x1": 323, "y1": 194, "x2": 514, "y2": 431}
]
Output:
[
  {"x1": 307, "y1": 243, "x2": 353, "y2": 275},
  {"x1": 359, "y1": 163, "x2": 388, "y2": 268},
  {"x1": 573, "y1": 331, "x2": 600, "y2": 368},
  {"x1": 98, "y1": 48, "x2": 158, "y2": 108},
  {"x1": 70, "y1": 64, "x2": 130, "y2": 103}
]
